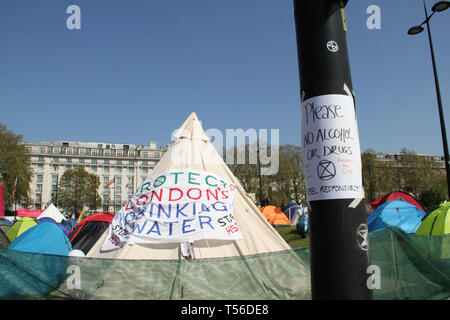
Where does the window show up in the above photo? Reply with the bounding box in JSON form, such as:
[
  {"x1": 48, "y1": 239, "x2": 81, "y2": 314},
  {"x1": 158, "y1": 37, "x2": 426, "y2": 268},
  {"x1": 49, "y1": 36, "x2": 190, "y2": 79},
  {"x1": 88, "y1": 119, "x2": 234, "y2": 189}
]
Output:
[
  {"x1": 117, "y1": 150, "x2": 123, "y2": 157},
  {"x1": 52, "y1": 175, "x2": 58, "y2": 184},
  {"x1": 142, "y1": 160, "x2": 148, "y2": 165},
  {"x1": 36, "y1": 193, "x2": 42, "y2": 203},
  {"x1": 154, "y1": 152, "x2": 160, "y2": 158},
  {"x1": 104, "y1": 166, "x2": 109, "y2": 173},
  {"x1": 103, "y1": 194, "x2": 109, "y2": 203},
  {"x1": 79, "y1": 148, "x2": 86, "y2": 155},
  {"x1": 103, "y1": 177, "x2": 110, "y2": 185},
  {"x1": 104, "y1": 159, "x2": 110, "y2": 164},
  {"x1": 142, "y1": 167, "x2": 148, "y2": 174},
  {"x1": 116, "y1": 160, "x2": 122, "y2": 165},
  {"x1": 92, "y1": 149, "x2": 98, "y2": 156},
  {"x1": 53, "y1": 165, "x2": 58, "y2": 171},
  {"x1": 91, "y1": 166, "x2": 97, "y2": 173},
  {"x1": 37, "y1": 175, "x2": 43, "y2": 183},
  {"x1": 54, "y1": 147, "x2": 61, "y2": 154},
  {"x1": 143, "y1": 152, "x2": 148, "y2": 158},
  {"x1": 38, "y1": 156, "x2": 44, "y2": 162},
  {"x1": 128, "y1": 160, "x2": 134, "y2": 165},
  {"x1": 53, "y1": 157, "x2": 59, "y2": 163},
  {"x1": 37, "y1": 164, "x2": 43, "y2": 171},
  {"x1": 115, "y1": 186, "x2": 121, "y2": 194},
  {"x1": 116, "y1": 177, "x2": 122, "y2": 184},
  {"x1": 115, "y1": 167, "x2": 122, "y2": 173},
  {"x1": 39, "y1": 147, "x2": 45, "y2": 154},
  {"x1": 127, "y1": 186, "x2": 133, "y2": 194},
  {"x1": 104, "y1": 150, "x2": 111, "y2": 156},
  {"x1": 66, "y1": 158, "x2": 72, "y2": 163},
  {"x1": 36, "y1": 184, "x2": 42, "y2": 192},
  {"x1": 79, "y1": 159, "x2": 84, "y2": 164},
  {"x1": 128, "y1": 167, "x2": 134, "y2": 174},
  {"x1": 92, "y1": 159, "x2": 97, "y2": 164},
  {"x1": 128, "y1": 151, "x2": 135, "y2": 157},
  {"x1": 115, "y1": 195, "x2": 121, "y2": 203},
  {"x1": 66, "y1": 148, "x2": 73, "y2": 155}
]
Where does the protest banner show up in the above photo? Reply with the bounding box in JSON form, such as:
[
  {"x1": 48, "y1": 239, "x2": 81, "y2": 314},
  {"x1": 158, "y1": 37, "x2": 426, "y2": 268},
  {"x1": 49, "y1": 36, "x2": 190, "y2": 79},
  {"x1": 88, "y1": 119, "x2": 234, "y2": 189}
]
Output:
[{"x1": 101, "y1": 169, "x2": 241, "y2": 251}]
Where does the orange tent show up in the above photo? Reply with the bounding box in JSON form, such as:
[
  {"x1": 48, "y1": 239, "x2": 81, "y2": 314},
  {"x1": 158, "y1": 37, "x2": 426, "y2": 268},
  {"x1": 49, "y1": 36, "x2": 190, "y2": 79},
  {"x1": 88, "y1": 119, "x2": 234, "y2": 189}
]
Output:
[{"x1": 259, "y1": 205, "x2": 291, "y2": 226}]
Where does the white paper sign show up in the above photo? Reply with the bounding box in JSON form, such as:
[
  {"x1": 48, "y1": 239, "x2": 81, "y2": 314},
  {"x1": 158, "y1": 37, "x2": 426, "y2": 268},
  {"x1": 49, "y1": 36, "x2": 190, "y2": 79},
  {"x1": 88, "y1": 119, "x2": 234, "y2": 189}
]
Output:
[
  {"x1": 301, "y1": 94, "x2": 365, "y2": 201},
  {"x1": 101, "y1": 169, "x2": 241, "y2": 251}
]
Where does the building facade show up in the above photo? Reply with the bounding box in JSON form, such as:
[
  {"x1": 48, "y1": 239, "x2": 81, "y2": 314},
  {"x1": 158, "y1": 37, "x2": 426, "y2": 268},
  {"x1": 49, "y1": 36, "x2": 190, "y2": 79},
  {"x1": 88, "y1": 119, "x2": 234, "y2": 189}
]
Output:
[{"x1": 25, "y1": 140, "x2": 166, "y2": 214}]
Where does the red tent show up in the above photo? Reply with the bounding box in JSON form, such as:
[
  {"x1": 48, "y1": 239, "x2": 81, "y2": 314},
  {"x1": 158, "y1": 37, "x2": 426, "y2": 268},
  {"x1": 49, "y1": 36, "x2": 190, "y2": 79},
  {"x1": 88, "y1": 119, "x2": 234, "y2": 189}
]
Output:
[
  {"x1": 370, "y1": 191, "x2": 426, "y2": 213},
  {"x1": 67, "y1": 212, "x2": 115, "y2": 254}
]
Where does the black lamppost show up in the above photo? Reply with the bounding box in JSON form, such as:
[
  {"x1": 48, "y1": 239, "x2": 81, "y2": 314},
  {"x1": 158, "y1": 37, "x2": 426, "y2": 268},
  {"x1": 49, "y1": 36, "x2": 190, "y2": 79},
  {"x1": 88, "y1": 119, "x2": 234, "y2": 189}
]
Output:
[
  {"x1": 408, "y1": 1, "x2": 450, "y2": 199},
  {"x1": 293, "y1": 0, "x2": 372, "y2": 299}
]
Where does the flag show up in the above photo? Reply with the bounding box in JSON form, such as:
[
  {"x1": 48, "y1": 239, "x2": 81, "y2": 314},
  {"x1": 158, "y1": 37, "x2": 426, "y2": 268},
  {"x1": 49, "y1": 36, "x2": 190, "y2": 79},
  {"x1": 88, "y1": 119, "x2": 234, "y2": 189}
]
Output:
[
  {"x1": 12, "y1": 176, "x2": 18, "y2": 203},
  {"x1": 105, "y1": 177, "x2": 115, "y2": 188}
]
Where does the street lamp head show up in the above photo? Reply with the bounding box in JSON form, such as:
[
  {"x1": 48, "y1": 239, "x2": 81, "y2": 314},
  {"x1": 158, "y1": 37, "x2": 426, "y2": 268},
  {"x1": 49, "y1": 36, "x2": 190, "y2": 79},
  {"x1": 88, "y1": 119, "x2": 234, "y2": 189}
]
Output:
[
  {"x1": 408, "y1": 25, "x2": 424, "y2": 35},
  {"x1": 432, "y1": 1, "x2": 450, "y2": 12}
]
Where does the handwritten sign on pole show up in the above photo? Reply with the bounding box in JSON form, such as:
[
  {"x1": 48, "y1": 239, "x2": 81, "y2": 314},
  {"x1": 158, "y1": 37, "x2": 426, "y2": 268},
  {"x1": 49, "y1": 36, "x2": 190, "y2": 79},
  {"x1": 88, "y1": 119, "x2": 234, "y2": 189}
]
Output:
[
  {"x1": 101, "y1": 169, "x2": 241, "y2": 251},
  {"x1": 301, "y1": 94, "x2": 365, "y2": 201}
]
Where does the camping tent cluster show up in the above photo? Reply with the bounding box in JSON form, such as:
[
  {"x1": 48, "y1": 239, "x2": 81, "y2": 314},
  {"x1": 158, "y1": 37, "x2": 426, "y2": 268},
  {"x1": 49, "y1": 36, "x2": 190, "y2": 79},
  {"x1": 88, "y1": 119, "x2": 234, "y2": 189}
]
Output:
[
  {"x1": 3, "y1": 204, "x2": 76, "y2": 256},
  {"x1": 257, "y1": 203, "x2": 308, "y2": 230},
  {"x1": 0, "y1": 114, "x2": 449, "y2": 300},
  {"x1": 366, "y1": 191, "x2": 449, "y2": 235}
]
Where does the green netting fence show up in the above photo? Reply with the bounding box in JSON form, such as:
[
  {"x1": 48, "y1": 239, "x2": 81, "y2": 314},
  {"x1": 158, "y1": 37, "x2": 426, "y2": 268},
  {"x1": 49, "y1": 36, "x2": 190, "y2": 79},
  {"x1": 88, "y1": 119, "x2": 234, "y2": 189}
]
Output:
[{"x1": 0, "y1": 226, "x2": 448, "y2": 300}]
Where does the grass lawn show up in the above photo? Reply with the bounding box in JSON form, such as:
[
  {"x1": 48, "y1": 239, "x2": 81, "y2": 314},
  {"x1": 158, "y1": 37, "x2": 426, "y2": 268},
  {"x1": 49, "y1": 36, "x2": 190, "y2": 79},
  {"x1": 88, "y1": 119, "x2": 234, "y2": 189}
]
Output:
[{"x1": 274, "y1": 226, "x2": 310, "y2": 248}]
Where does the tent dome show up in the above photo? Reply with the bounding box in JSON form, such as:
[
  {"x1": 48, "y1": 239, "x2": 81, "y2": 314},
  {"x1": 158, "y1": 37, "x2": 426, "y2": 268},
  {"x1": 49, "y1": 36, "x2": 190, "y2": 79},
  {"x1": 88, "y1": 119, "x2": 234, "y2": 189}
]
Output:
[
  {"x1": 416, "y1": 202, "x2": 450, "y2": 235},
  {"x1": 6, "y1": 217, "x2": 37, "y2": 242},
  {"x1": 67, "y1": 212, "x2": 115, "y2": 254},
  {"x1": 8, "y1": 222, "x2": 72, "y2": 256},
  {"x1": 370, "y1": 191, "x2": 426, "y2": 213},
  {"x1": 260, "y1": 205, "x2": 291, "y2": 226},
  {"x1": 367, "y1": 200, "x2": 426, "y2": 233}
]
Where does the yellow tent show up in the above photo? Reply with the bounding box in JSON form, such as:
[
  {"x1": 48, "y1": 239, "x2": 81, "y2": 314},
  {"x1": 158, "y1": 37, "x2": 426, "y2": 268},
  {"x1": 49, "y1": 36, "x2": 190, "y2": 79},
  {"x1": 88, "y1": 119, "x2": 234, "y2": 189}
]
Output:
[{"x1": 6, "y1": 217, "x2": 37, "y2": 242}]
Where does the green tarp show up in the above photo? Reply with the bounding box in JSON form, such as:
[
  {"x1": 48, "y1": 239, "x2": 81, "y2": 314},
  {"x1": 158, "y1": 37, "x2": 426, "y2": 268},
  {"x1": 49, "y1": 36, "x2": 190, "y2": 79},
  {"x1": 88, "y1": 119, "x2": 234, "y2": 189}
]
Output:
[{"x1": 0, "y1": 226, "x2": 448, "y2": 300}]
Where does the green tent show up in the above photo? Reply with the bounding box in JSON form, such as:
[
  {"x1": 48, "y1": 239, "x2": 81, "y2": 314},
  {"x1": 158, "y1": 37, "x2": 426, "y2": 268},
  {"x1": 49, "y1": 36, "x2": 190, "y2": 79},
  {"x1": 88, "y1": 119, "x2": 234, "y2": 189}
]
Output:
[
  {"x1": 6, "y1": 217, "x2": 37, "y2": 242},
  {"x1": 416, "y1": 202, "x2": 450, "y2": 235}
]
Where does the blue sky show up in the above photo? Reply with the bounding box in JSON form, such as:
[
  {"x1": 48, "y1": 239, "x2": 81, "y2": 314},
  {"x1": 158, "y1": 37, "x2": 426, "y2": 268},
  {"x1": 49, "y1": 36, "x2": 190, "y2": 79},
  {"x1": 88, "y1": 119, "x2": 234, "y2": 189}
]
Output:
[{"x1": 0, "y1": 0, "x2": 449, "y2": 156}]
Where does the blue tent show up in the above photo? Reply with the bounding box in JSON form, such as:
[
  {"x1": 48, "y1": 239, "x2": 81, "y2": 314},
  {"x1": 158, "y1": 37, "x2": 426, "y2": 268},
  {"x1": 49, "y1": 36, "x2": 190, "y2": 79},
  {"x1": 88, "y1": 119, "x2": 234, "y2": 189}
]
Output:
[
  {"x1": 367, "y1": 200, "x2": 426, "y2": 233},
  {"x1": 8, "y1": 222, "x2": 72, "y2": 256},
  {"x1": 296, "y1": 207, "x2": 309, "y2": 237},
  {"x1": 282, "y1": 203, "x2": 302, "y2": 223},
  {"x1": 0, "y1": 218, "x2": 13, "y2": 226},
  {"x1": 36, "y1": 217, "x2": 71, "y2": 235}
]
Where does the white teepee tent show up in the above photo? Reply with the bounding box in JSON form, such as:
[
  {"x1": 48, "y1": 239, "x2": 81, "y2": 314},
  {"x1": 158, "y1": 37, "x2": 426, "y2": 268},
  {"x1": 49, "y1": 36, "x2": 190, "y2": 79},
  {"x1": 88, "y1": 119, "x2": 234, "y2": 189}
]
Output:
[
  {"x1": 38, "y1": 203, "x2": 66, "y2": 223},
  {"x1": 87, "y1": 112, "x2": 291, "y2": 260}
]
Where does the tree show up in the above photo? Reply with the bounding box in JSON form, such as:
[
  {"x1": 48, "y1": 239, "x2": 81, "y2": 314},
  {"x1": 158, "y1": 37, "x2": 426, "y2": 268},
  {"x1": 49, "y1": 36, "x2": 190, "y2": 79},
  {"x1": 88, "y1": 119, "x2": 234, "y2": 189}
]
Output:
[
  {"x1": 58, "y1": 166, "x2": 101, "y2": 217},
  {"x1": 278, "y1": 144, "x2": 305, "y2": 204},
  {"x1": 0, "y1": 123, "x2": 33, "y2": 211},
  {"x1": 228, "y1": 143, "x2": 306, "y2": 208},
  {"x1": 362, "y1": 148, "x2": 448, "y2": 206}
]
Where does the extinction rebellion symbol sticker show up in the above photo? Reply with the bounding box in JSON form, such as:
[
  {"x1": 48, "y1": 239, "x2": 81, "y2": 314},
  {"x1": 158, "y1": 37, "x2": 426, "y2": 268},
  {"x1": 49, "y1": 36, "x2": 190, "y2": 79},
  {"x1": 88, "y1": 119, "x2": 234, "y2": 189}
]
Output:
[
  {"x1": 357, "y1": 224, "x2": 369, "y2": 251},
  {"x1": 317, "y1": 160, "x2": 336, "y2": 181},
  {"x1": 326, "y1": 40, "x2": 339, "y2": 52}
]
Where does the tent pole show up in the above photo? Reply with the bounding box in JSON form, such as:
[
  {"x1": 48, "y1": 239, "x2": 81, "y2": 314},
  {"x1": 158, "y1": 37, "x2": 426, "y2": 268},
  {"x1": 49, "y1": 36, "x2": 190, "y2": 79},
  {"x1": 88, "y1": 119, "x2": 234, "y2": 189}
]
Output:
[{"x1": 293, "y1": 0, "x2": 372, "y2": 299}]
